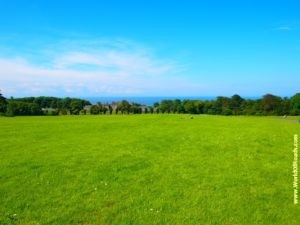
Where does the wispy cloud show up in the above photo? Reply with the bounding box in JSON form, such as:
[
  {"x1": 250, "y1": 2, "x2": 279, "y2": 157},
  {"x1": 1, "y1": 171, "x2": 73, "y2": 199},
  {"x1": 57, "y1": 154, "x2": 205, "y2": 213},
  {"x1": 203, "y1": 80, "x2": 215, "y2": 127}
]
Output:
[
  {"x1": 0, "y1": 39, "x2": 186, "y2": 97},
  {"x1": 275, "y1": 26, "x2": 294, "y2": 31}
]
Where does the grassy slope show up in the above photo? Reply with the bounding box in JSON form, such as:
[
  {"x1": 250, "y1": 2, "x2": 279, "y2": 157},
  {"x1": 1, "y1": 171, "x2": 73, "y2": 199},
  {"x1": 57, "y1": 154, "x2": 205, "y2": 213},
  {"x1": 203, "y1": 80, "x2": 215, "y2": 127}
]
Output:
[{"x1": 0, "y1": 115, "x2": 299, "y2": 225}]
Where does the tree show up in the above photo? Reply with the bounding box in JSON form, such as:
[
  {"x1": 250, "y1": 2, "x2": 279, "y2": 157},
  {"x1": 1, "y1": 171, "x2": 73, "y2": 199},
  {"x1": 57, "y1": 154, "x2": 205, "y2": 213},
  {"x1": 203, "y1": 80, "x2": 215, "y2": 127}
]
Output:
[
  {"x1": 60, "y1": 108, "x2": 68, "y2": 115},
  {"x1": 5, "y1": 102, "x2": 15, "y2": 116},
  {"x1": 261, "y1": 94, "x2": 282, "y2": 115},
  {"x1": 281, "y1": 97, "x2": 291, "y2": 115},
  {"x1": 242, "y1": 100, "x2": 256, "y2": 115},
  {"x1": 70, "y1": 100, "x2": 83, "y2": 115},
  {"x1": 222, "y1": 107, "x2": 233, "y2": 115},
  {"x1": 102, "y1": 106, "x2": 108, "y2": 114},
  {"x1": 183, "y1": 100, "x2": 197, "y2": 114},
  {"x1": 173, "y1": 99, "x2": 183, "y2": 113},
  {"x1": 108, "y1": 105, "x2": 113, "y2": 114},
  {"x1": 153, "y1": 102, "x2": 160, "y2": 113},
  {"x1": 117, "y1": 100, "x2": 131, "y2": 114},
  {"x1": 96, "y1": 102, "x2": 103, "y2": 114},
  {"x1": 130, "y1": 103, "x2": 141, "y2": 114},
  {"x1": 62, "y1": 97, "x2": 72, "y2": 109},
  {"x1": 194, "y1": 100, "x2": 204, "y2": 114},
  {"x1": 0, "y1": 91, "x2": 8, "y2": 113},
  {"x1": 160, "y1": 100, "x2": 173, "y2": 113},
  {"x1": 214, "y1": 96, "x2": 230, "y2": 115},
  {"x1": 153, "y1": 102, "x2": 159, "y2": 108},
  {"x1": 203, "y1": 101, "x2": 215, "y2": 114},
  {"x1": 290, "y1": 93, "x2": 300, "y2": 115},
  {"x1": 149, "y1": 106, "x2": 154, "y2": 114},
  {"x1": 5, "y1": 101, "x2": 42, "y2": 116},
  {"x1": 90, "y1": 105, "x2": 100, "y2": 114},
  {"x1": 230, "y1": 94, "x2": 244, "y2": 115}
]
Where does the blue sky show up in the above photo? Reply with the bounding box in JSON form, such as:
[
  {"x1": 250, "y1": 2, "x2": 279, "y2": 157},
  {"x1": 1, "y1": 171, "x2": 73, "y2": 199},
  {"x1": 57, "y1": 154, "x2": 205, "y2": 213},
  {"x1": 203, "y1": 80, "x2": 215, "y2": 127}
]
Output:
[{"x1": 0, "y1": 0, "x2": 299, "y2": 97}]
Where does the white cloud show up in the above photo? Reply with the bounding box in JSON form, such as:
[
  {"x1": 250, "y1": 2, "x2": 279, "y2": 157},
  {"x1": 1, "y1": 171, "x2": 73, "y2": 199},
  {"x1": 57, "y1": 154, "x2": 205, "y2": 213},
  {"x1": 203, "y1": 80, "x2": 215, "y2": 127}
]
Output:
[
  {"x1": 53, "y1": 50, "x2": 174, "y2": 75},
  {"x1": 0, "y1": 39, "x2": 186, "y2": 97},
  {"x1": 275, "y1": 26, "x2": 293, "y2": 31}
]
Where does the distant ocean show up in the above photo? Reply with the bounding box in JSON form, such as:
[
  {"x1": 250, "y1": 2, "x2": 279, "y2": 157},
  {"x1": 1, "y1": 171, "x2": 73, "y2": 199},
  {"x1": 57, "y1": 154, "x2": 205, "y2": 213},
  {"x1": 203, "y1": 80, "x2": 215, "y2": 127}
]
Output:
[{"x1": 86, "y1": 96, "x2": 216, "y2": 106}]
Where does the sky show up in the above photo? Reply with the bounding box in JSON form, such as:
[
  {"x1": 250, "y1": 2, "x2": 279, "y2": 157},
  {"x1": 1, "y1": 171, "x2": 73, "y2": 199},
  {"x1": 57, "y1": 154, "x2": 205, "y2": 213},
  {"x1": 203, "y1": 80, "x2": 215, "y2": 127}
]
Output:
[{"x1": 0, "y1": 0, "x2": 299, "y2": 98}]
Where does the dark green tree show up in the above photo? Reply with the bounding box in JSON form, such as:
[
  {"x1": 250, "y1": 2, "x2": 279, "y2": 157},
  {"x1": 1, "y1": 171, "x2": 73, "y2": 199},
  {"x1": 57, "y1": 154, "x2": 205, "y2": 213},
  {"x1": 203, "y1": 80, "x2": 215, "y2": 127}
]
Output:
[
  {"x1": 230, "y1": 94, "x2": 244, "y2": 115},
  {"x1": 90, "y1": 105, "x2": 100, "y2": 114},
  {"x1": 117, "y1": 100, "x2": 131, "y2": 114},
  {"x1": 281, "y1": 97, "x2": 291, "y2": 115},
  {"x1": 5, "y1": 101, "x2": 42, "y2": 116},
  {"x1": 108, "y1": 105, "x2": 113, "y2": 114},
  {"x1": 70, "y1": 100, "x2": 83, "y2": 115},
  {"x1": 149, "y1": 106, "x2": 154, "y2": 114},
  {"x1": 183, "y1": 100, "x2": 197, "y2": 114},
  {"x1": 153, "y1": 102, "x2": 159, "y2": 108},
  {"x1": 102, "y1": 106, "x2": 108, "y2": 114},
  {"x1": 290, "y1": 93, "x2": 300, "y2": 115},
  {"x1": 160, "y1": 100, "x2": 173, "y2": 113},
  {"x1": 261, "y1": 94, "x2": 282, "y2": 115},
  {"x1": 194, "y1": 100, "x2": 204, "y2": 114},
  {"x1": 173, "y1": 99, "x2": 183, "y2": 113},
  {"x1": 214, "y1": 96, "x2": 231, "y2": 115},
  {"x1": 0, "y1": 91, "x2": 8, "y2": 113}
]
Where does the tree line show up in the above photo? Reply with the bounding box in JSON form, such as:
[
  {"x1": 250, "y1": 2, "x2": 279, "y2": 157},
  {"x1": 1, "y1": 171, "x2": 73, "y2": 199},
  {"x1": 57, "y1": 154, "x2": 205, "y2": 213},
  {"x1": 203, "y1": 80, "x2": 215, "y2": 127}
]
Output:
[
  {"x1": 154, "y1": 94, "x2": 300, "y2": 116},
  {"x1": 0, "y1": 94, "x2": 91, "y2": 116},
  {"x1": 106, "y1": 93, "x2": 300, "y2": 116},
  {"x1": 1, "y1": 92, "x2": 300, "y2": 116}
]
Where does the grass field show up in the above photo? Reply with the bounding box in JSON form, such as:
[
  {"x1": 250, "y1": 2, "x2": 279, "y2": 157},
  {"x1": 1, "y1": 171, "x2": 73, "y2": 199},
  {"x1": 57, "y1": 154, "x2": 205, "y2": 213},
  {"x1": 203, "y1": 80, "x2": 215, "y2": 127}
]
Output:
[{"x1": 0, "y1": 115, "x2": 299, "y2": 225}]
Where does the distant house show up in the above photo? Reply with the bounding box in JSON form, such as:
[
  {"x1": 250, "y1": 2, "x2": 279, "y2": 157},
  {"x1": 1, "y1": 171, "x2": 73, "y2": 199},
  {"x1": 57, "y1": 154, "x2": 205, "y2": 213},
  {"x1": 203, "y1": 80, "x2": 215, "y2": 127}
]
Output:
[
  {"x1": 83, "y1": 105, "x2": 92, "y2": 111},
  {"x1": 42, "y1": 107, "x2": 56, "y2": 112},
  {"x1": 103, "y1": 102, "x2": 118, "y2": 110},
  {"x1": 139, "y1": 105, "x2": 148, "y2": 113}
]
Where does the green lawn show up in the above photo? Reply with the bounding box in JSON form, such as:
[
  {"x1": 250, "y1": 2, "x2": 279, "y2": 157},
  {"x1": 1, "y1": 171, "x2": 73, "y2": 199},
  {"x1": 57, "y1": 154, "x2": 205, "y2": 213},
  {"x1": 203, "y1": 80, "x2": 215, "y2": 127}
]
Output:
[{"x1": 0, "y1": 115, "x2": 299, "y2": 225}]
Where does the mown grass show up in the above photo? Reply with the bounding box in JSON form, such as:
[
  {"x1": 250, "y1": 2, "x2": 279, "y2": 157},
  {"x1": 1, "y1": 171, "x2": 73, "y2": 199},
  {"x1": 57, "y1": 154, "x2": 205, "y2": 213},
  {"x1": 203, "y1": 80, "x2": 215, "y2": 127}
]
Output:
[{"x1": 0, "y1": 115, "x2": 299, "y2": 225}]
